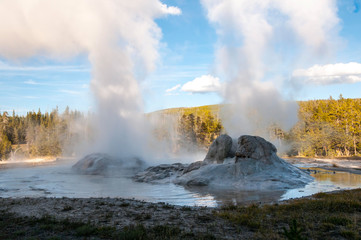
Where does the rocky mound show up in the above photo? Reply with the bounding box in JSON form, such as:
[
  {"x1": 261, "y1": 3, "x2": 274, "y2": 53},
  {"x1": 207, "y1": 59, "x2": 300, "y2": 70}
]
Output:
[
  {"x1": 133, "y1": 161, "x2": 210, "y2": 183},
  {"x1": 134, "y1": 135, "x2": 313, "y2": 190},
  {"x1": 72, "y1": 153, "x2": 146, "y2": 176},
  {"x1": 134, "y1": 163, "x2": 187, "y2": 183},
  {"x1": 204, "y1": 134, "x2": 236, "y2": 164}
]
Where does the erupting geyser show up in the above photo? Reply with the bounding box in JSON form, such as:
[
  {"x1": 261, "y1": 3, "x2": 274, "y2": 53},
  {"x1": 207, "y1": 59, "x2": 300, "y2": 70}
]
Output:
[
  {"x1": 0, "y1": 0, "x2": 181, "y2": 163},
  {"x1": 200, "y1": 0, "x2": 340, "y2": 138},
  {"x1": 134, "y1": 134, "x2": 313, "y2": 190}
]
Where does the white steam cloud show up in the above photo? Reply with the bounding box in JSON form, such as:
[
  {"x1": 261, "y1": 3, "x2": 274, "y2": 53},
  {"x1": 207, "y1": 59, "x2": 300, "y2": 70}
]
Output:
[
  {"x1": 201, "y1": 0, "x2": 340, "y2": 137},
  {"x1": 292, "y1": 62, "x2": 361, "y2": 85},
  {"x1": 0, "y1": 0, "x2": 181, "y2": 159}
]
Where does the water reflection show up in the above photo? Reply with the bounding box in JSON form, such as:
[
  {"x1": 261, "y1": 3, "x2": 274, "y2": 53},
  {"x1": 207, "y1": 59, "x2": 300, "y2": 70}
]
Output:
[
  {"x1": 281, "y1": 168, "x2": 361, "y2": 201},
  {"x1": 309, "y1": 168, "x2": 361, "y2": 187},
  {"x1": 185, "y1": 186, "x2": 285, "y2": 206},
  {"x1": 183, "y1": 168, "x2": 361, "y2": 206}
]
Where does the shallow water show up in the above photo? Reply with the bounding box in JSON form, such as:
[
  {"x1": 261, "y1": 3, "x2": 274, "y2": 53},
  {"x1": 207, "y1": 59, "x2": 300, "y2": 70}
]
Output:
[
  {"x1": 281, "y1": 168, "x2": 361, "y2": 201},
  {"x1": 0, "y1": 160, "x2": 360, "y2": 207}
]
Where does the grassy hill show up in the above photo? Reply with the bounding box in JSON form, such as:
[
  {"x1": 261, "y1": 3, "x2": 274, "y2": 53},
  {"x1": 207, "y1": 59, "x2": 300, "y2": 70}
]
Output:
[
  {"x1": 149, "y1": 104, "x2": 223, "y2": 119},
  {"x1": 147, "y1": 105, "x2": 224, "y2": 153},
  {"x1": 148, "y1": 97, "x2": 361, "y2": 157}
]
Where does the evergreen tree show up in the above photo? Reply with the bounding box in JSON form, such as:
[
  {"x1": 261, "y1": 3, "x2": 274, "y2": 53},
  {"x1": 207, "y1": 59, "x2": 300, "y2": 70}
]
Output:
[{"x1": 0, "y1": 133, "x2": 12, "y2": 160}]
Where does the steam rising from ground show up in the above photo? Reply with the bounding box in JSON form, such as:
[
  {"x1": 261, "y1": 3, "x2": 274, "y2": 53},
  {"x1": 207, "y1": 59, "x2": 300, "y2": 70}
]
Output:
[
  {"x1": 0, "y1": 0, "x2": 180, "y2": 159},
  {"x1": 201, "y1": 0, "x2": 340, "y2": 138}
]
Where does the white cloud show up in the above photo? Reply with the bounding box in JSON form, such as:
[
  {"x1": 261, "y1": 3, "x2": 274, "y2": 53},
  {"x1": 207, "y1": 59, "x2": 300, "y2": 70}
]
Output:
[
  {"x1": 181, "y1": 75, "x2": 221, "y2": 93},
  {"x1": 165, "y1": 84, "x2": 181, "y2": 93},
  {"x1": 160, "y1": 4, "x2": 181, "y2": 15},
  {"x1": 292, "y1": 62, "x2": 361, "y2": 85}
]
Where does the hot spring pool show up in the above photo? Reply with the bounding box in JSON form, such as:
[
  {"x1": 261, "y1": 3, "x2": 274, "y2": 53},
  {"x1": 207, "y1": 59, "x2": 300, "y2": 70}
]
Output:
[{"x1": 0, "y1": 159, "x2": 360, "y2": 207}]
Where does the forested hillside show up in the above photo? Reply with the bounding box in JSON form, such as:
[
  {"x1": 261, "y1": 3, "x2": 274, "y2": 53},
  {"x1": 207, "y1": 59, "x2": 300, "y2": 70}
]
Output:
[
  {"x1": 148, "y1": 105, "x2": 223, "y2": 153},
  {"x1": 289, "y1": 96, "x2": 361, "y2": 157},
  {"x1": 0, "y1": 97, "x2": 360, "y2": 160},
  {"x1": 150, "y1": 97, "x2": 361, "y2": 157},
  {"x1": 0, "y1": 107, "x2": 88, "y2": 160}
]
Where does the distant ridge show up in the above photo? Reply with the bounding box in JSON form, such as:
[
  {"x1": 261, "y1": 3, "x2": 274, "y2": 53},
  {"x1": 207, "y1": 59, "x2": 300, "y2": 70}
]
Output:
[{"x1": 149, "y1": 104, "x2": 222, "y2": 114}]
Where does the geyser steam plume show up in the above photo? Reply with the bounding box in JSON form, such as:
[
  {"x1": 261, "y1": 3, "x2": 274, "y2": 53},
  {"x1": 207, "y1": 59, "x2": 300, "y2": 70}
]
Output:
[
  {"x1": 201, "y1": 0, "x2": 340, "y2": 138},
  {"x1": 0, "y1": 0, "x2": 181, "y2": 159}
]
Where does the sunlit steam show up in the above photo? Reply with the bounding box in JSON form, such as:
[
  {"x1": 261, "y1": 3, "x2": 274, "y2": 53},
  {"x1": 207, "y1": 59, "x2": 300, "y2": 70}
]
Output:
[
  {"x1": 201, "y1": 0, "x2": 340, "y2": 138},
  {"x1": 0, "y1": 0, "x2": 181, "y2": 159}
]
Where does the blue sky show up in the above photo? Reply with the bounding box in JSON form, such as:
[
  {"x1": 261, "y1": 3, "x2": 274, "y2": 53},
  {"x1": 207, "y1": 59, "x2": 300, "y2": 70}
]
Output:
[{"x1": 0, "y1": 0, "x2": 360, "y2": 115}]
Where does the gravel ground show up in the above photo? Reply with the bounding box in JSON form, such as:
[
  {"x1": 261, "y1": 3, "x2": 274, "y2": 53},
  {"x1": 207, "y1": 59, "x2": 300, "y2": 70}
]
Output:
[{"x1": 0, "y1": 197, "x2": 247, "y2": 239}]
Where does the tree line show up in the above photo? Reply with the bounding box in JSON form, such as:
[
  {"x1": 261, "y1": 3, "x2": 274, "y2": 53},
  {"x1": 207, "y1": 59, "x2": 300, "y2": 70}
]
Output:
[
  {"x1": 287, "y1": 96, "x2": 361, "y2": 157},
  {"x1": 152, "y1": 98, "x2": 361, "y2": 157},
  {"x1": 0, "y1": 107, "x2": 87, "y2": 160},
  {"x1": 1, "y1": 97, "x2": 360, "y2": 160}
]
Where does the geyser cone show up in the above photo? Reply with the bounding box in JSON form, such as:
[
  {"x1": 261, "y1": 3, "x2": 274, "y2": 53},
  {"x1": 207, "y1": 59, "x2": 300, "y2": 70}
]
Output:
[{"x1": 135, "y1": 134, "x2": 313, "y2": 190}]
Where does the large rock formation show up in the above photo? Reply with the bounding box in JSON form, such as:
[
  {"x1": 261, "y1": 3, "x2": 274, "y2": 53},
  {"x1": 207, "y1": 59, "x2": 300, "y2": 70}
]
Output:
[
  {"x1": 134, "y1": 134, "x2": 313, "y2": 190},
  {"x1": 204, "y1": 134, "x2": 237, "y2": 164},
  {"x1": 235, "y1": 135, "x2": 276, "y2": 162},
  {"x1": 174, "y1": 135, "x2": 312, "y2": 189},
  {"x1": 72, "y1": 153, "x2": 146, "y2": 176}
]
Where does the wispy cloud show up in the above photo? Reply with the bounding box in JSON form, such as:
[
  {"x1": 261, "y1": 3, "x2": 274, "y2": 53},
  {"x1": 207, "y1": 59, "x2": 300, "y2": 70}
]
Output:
[
  {"x1": 292, "y1": 62, "x2": 361, "y2": 85},
  {"x1": 0, "y1": 107, "x2": 31, "y2": 113},
  {"x1": 59, "y1": 89, "x2": 83, "y2": 95},
  {"x1": 165, "y1": 84, "x2": 181, "y2": 95},
  {"x1": 165, "y1": 92, "x2": 180, "y2": 96},
  {"x1": 0, "y1": 61, "x2": 90, "y2": 72},
  {"x1": 165, "y1": 84, "x2": 181, "y2": 93},
  {"x1": 23, "y1": 96, "x2": 40, "y2": 99},
  {"x1": 181, "y1": 75, "x2": 221, "y2": 93},
  {"x1": 354, "y1": 0, "x2": 360, "y2": 13},
  {"x1": 24, "y1": 79, "x2": 39, "y2": 85},
  {"x1": 149, "y1": 64, "x2": 209, "y2": 83},
  {"x1": 22, "y1": 79, "x2": 89, "y2": 88}
]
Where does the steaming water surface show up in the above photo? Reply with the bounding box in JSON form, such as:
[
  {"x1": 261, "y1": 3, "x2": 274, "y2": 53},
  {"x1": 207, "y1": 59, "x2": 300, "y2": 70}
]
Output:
[{"x1": 0, "y1": 160, "x2": 360, "y2": 207}]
